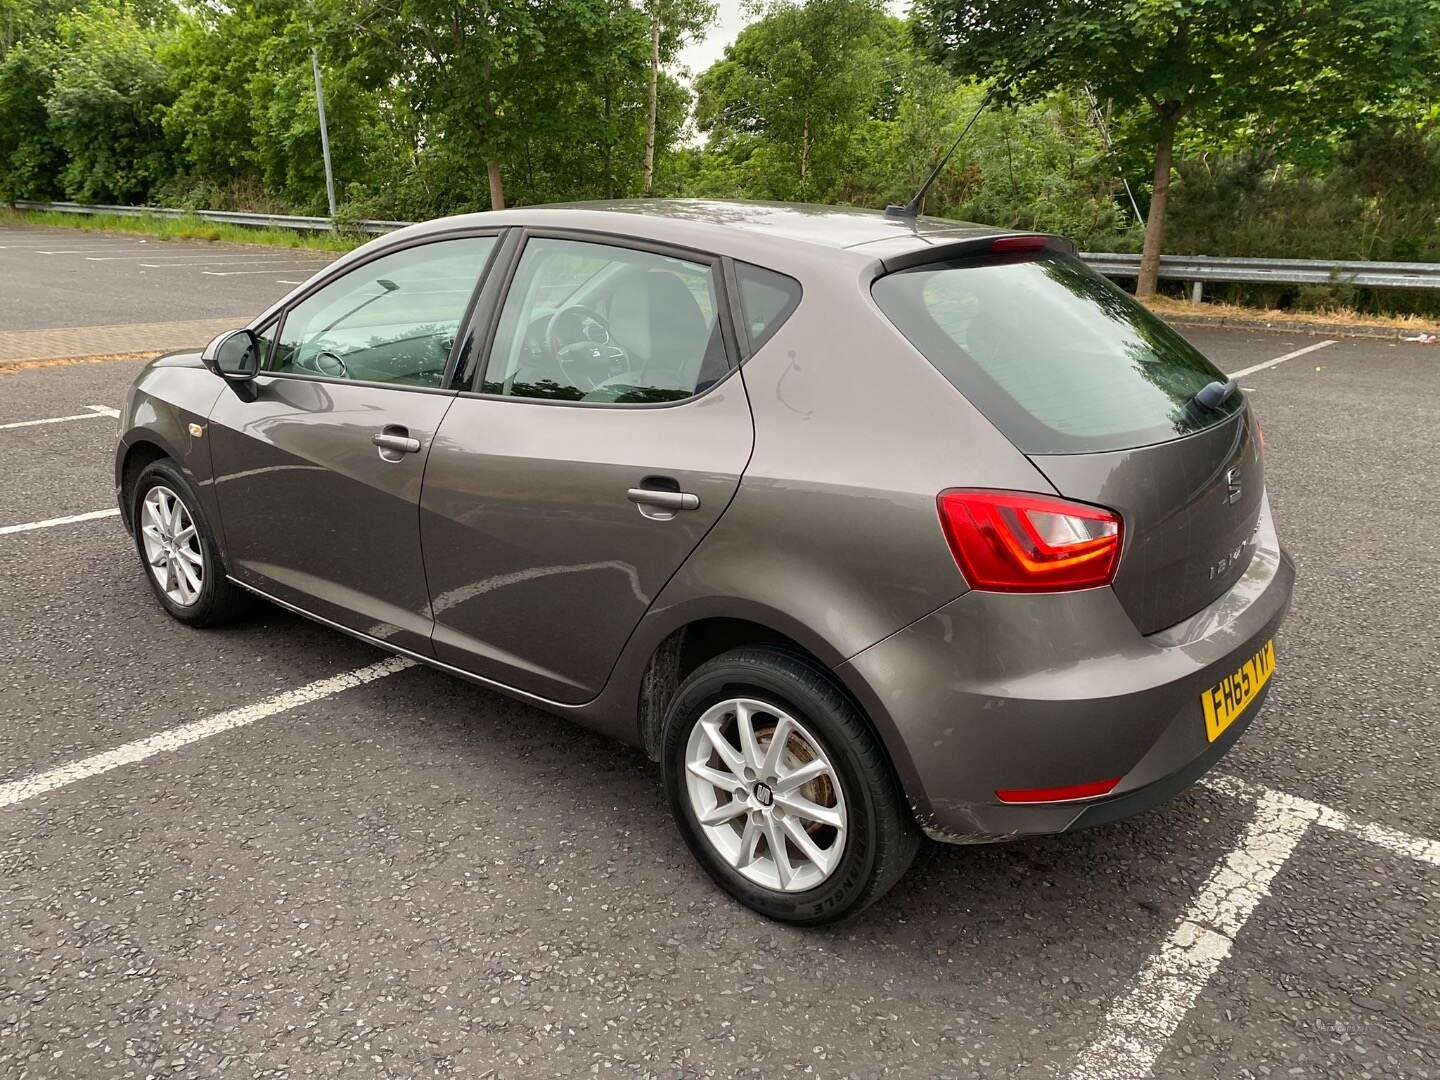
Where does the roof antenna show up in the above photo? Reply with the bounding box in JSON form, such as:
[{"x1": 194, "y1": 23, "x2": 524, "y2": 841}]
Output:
[{"x1": 886, "y1": 88, "x2": 995, "y2": 220}]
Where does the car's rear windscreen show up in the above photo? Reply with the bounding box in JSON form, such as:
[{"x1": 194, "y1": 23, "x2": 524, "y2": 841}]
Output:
[{"x1": 872, "y1": 253, "x2": 1242, "y2": 454}]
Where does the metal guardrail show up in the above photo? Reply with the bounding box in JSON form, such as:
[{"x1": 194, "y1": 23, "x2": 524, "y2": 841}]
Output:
[
  {"x1": 12, "y1": 200, "x2": 1440, "y2": 292},
  {"x1": 1080, "y1": 252, "x2": 1440, "y2": 293},
  {"x1": 12, "y1": 200, "x2": 409, "y2": 236}
]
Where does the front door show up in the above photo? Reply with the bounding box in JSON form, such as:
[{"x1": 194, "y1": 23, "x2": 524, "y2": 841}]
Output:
[
  {"x1": 420, "y1": 235, "x2": 753, "y2": 702},
  {"x1": 208, "y1": 234, "x2": 500, "y2": 653}
]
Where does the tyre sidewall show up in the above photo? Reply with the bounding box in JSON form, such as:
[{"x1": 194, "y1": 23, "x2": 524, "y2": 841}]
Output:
[
  {"x1": 131, "y1": 460, "x2": 228, "y2": 626},
  {"x1": 661, "y1": 654, "x2": 887, "y2": 925}
]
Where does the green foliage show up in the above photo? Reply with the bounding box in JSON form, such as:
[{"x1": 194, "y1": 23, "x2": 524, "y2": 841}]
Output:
[
  {"x1": 44, "y1": 5, "x2": 176, "y2": 202},
  {"x1": 695, "y1": 0, "x2": 902, "y2": 200}
]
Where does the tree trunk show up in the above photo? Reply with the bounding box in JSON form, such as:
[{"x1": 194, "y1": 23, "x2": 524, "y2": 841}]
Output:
[
  {"x1": 487, "y1": 160, "x2": 505, "y2": 211},
  {"x1": 1137, "y1": 108, "x2": 1180, "y2": 300},
  {"x1": 800, "y1": 118, "x2": 810, "y2": 187},
  {"x1": 643, "y1": 14, "x2": 660, "y2": 195}
]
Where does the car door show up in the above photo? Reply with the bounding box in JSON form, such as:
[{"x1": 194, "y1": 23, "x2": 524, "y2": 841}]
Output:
[
  {"x1": 208, "y1": 233, "x2": 501, "y2": 654},
  {"x1": 419, "y1": 233, "x2": 754, "y2": 703}
]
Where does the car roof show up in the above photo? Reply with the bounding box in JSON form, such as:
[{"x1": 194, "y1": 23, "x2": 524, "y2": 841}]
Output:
[{"x1": 398, "y1": 199, "x2": 1012, "y2": 266}]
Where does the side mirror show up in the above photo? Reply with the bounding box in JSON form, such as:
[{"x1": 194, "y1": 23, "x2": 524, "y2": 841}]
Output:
[{"x1": 202, "y1": 328, "x2": 261, "y2": 382}]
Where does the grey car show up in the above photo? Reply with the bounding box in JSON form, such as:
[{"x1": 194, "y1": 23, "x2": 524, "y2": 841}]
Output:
[{"x1": 116, "y1": 201, "x2": 1293, "y2": 924}]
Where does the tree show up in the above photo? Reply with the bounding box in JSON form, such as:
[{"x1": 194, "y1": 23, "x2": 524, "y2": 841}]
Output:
[
  {"x1": 914, "y1": 0, "x2": 1440, "y2": 297},
  {"x1": 44, "y1": 4, "x2": 176, "y2": 203},
  {"x1": 694, "y1": 0, "x2": 903, "y2": 200},
  {"x1": 641, "y1": 0, "x2": 715, "y2": 194},
  {"x1": 335, "y1": 0, "x2": 654, "y2": 211}
]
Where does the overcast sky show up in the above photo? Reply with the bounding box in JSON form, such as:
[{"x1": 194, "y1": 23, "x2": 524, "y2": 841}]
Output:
[{"x1": 677, "y1": 0, "x2": 911, "y2": 82}]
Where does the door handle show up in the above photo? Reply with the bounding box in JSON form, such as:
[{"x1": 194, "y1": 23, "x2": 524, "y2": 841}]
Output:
[
  {"x1": 627, "y1": 487, "x2": 700, "y2": 512},
  {"x1": 372, "y1": 432, "x2": 421, "y2": 454}
]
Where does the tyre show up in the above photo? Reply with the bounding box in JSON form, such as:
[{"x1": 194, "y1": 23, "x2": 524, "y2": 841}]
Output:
[
  {"x1": 130, "y1": 458, "x2": 244, "y2": 627},
  {"x1": 661, "y1": 646, "x2": 920, "y2": 925}
]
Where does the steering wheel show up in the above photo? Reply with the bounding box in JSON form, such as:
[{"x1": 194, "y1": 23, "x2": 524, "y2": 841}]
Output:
[
  {"x1": 545, "y1": 304, "x2": 629, "y2": 391},
  {"x1": 300, "y1": 347, "x2": 349, "y2": 379}
]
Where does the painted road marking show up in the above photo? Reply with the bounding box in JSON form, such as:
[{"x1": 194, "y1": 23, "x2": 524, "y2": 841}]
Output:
[
  {"x1": 0, "y1": 657, "x2": 414, "y2": 810},
  {"x1": 0, "y1": 507, "x2": 119, "y2": 535},
  {"x1": 1070, "y1": 774, "x2": 1438, "y2": 1080},
  {"x1": 0, "y1": 404, "x2": 118, "y2": 431},
  {"x1": 1228, "y1": 339, "x2": 1336, "y2": 379},
  {"x1": 1070, "y1": 789, "x2": 1318, "y2": 1080},
  {"x1": 1204, "y1": 772, "x2": 1440, "y2": 868},
  {"x1": 201, "y1": 267, "x2": 327, "y2": 277}
]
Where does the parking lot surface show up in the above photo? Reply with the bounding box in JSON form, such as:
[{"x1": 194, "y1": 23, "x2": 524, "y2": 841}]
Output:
[{"x1": 0, "y1": 234, "x2": 1436, "y2": 1078}]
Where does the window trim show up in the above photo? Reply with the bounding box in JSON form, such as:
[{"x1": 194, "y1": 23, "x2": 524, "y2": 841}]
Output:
[
  {"x1": 258, "y1": 227, "x2": 508, "y2": 395},
  {"x1": 461, "y1": 226, "x2": 743, "y2": 410}
]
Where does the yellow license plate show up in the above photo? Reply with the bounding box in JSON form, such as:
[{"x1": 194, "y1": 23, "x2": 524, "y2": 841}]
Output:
[{"x1": 1202, "y1": 639, "x2": 1276, "y2": 742}]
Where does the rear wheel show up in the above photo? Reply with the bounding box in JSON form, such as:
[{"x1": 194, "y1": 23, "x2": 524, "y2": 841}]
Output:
[
  {"x1": 661, "y1": 646, "x2": 919, "y2": 924},
  {"x1": 130, "y1": 459, "x2": 244, "y2": 627}
]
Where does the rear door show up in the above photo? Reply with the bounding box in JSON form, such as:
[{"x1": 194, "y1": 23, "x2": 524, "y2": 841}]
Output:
[
  {"x1": 208, "y1": 233, "x2": 500, "y2": 653},
  {"x1": 873, "y1": 248, "x2": 1262, "y2": 634},
  {"x1": 420, "y1": 233, "x2": 753, "y2": 703}
]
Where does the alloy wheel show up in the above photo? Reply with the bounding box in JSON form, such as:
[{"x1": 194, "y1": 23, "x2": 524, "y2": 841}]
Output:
[
  {"x1": 139, "y1": 485, "x2": 204, "y2": 607},
  {"x1": 684, "y1": 697, "x2": 848, "y2": 892}
]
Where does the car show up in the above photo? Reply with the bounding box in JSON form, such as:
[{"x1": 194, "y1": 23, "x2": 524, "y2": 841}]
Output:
[{"x1": 115, "y1": 200, "x2": 1294, "y2": 924}]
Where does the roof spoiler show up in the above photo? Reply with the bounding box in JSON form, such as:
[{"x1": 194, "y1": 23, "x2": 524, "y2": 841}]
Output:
[{"x1": 880, "y1": 233, "x2": 1077, "y2": 273}]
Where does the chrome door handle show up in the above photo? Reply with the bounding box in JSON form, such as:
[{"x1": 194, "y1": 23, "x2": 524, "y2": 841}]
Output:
[
  {"x1": 372, "y1": 432, "x2": 421, "y2": 454},
  {"x1": 627, "y1": 488, "x2": 700, "y2": 512}
]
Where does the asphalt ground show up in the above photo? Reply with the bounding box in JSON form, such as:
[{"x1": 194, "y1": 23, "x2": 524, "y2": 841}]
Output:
[
  {"x1": 0, "y1": 225, "x2": 338, "y2": 330},
  {"x1": 0, "y1": 247, "x2": 1437, "y2": 1078}
]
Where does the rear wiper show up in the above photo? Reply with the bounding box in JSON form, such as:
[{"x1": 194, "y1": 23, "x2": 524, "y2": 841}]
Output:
[{"x1": 1189, "y1": 378, "x2": 1237, "y2": 413}]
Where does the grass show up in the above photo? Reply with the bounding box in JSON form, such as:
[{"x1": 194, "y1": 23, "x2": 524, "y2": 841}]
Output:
[
  {"x1": 0, "y1": 208, "x2": 361, "y2": 252},
  {"x1": 1145, "y1": 295, "x2": 1438, "y2": 333}
]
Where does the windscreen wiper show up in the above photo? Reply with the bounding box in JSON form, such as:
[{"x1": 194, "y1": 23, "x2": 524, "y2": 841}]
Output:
[{"x1": 1189, "y1": 378, "x2": 1237, "y2": 413}]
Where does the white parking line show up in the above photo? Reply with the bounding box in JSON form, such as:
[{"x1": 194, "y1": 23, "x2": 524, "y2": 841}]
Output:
[
  {"x1": 1204, "y1": 772, "x2": 1440, "y2": 868},
  {"x1": 1070, "y1": 772, "x2": 1439, "y2": 1079},
  {"x1": 201, "y1": 268, "x2": 326, "y2": 277},
  {"x1": 0, "y1": 507, "x2": 119, "y2": 535},
  {"x1": 1070, "y1": 789, "x2": 1318, "y2": 1080},
  {"x1": 0, "y1": 404, "x2": 118, "y2": 431},
  {"x1": 1228, "y1": 339, "x2": 1336, "y2": 379},
  {"x1": 0, "y1": 657, "x2": 414, "y2": 810}
]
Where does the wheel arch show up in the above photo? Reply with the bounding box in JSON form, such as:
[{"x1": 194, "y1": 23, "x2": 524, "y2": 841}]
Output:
[
  {"x1": 628, "y1": 607, "x2": 922, "y2": 813},
  {"x1": 116, "y1": 437, "x2": 175, "y2": 533}
]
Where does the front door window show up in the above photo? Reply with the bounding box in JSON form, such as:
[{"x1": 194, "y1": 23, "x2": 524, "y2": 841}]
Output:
[{"x1": 271, "y1": 237, "x2": 496, "y2": 388}]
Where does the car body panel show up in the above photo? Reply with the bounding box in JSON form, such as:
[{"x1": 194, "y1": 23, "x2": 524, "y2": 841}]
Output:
[
  {"x1": 419, "y1": 373, "x2": 754, "y2": 702},
  {"x1": 1031, "y1": 408, "x2": 1265, "y2": 635},
  {"x1": 841, "y1": 495, "x2": 1293, "y2": 840},
  {"x1": 115, "y1": 351, "x2": 226, "y2": 534},
  {"x1": 206, "y1": 376, "x2": 456, "y2": 654}
]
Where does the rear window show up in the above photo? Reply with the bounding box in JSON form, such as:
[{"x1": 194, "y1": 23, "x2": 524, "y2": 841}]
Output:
[{"x1": 872, "y1": 253, "x2": 1242, "y2": 454}]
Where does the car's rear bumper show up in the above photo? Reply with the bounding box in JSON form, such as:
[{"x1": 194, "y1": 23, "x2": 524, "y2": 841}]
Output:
[{"x1": 840, "y1": 496, "x2": 1295, "y2": 843}]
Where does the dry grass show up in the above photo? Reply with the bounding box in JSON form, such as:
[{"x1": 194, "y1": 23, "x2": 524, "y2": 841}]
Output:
[
  {"x1": 1145, "y1": 295, "x2": 1438, "y2": 333},
  {"x1": 0, "y1": 351, "x2": 164, "y2": 374},
  {"x1": 0, "y1": 209, "x2": 358, "y2": 252}
]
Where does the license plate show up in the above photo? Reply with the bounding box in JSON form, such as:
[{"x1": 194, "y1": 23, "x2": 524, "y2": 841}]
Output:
[{"x1": 1202, "y1": 639, "x2": 1276, "y2": 742}]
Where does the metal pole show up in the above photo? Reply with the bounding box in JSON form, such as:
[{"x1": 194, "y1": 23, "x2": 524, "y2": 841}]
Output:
[{"x1": 311, "y1": 47, "x2": 337, "y2": 219}]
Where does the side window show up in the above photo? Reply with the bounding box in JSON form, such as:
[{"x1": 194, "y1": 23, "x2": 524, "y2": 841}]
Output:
[
  {"x1": 735, "y1": 262, "x2": 801, "y2": 352},
  {"x1": 481, "y1": 238, "x2": 729, "y2": 404},
  {"x1": 270, "y1": 236, "x2": 496, "y2": 388}
]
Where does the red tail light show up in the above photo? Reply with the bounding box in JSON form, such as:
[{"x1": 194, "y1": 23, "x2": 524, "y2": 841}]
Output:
[
  {"x1": 936, "y1": 489, "x2": 1122, "y2": 592},
  {"x1": 989, "y1": 235, "x2": 1049, "y2": 254},
  {"x1": 995, "y1": 777, "x2": 1121, "y2": 803}
]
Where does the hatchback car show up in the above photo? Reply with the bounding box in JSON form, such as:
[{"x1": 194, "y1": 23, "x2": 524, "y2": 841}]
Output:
[{"x1": 117, "y1": 201, "x2": 1293, "y2": 924}]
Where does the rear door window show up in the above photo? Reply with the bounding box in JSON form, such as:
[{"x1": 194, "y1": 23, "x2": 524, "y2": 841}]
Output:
[
  {"x1": 872, "y1": 253, "x2": 1241, "y2": 454},
  {"x1": 735, "y1": 263, "x2": 801, "y2": 351}
]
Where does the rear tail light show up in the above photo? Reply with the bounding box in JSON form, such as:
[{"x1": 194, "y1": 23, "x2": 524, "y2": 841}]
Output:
[{"x1": 936, "y1": 489, "x2": 1122, "y2": 592}]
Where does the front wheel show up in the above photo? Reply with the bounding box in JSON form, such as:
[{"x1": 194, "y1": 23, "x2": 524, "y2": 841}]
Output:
[
  {"x1": 661, "y1": 647, "x2": 919, "y2": 925},
  {"x1": 130, "y1": 459, "x2": 244, "y2": 627}
]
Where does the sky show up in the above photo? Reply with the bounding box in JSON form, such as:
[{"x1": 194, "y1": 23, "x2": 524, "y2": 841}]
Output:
[{"x1": 677, "y1": 0, "x2": 911, "y2": 83}]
